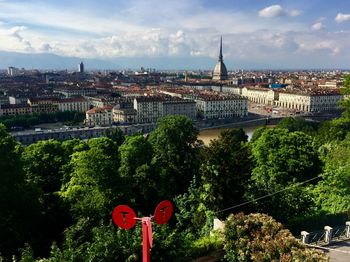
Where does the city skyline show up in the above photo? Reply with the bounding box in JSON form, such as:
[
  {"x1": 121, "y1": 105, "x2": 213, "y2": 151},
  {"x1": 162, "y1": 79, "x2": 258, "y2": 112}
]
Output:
[{"x1": 1, "y1": 0, "x2": 350, "y2": 69}]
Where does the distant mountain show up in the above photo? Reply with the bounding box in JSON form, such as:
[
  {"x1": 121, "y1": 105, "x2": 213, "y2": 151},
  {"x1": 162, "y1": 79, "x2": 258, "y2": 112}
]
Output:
[
  {"x1": 2, "y1": 50, "x2": 335, "y2": 71},
  {"x1": 0, "y1": 51, "x2": 217, "y2": 70},
  {"x1": 0, "y1": 51, "x2": 117, "y2": 70}
]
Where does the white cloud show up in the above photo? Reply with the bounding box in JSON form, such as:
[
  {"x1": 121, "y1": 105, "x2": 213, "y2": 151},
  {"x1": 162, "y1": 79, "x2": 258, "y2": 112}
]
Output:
[
  {"x1": 259, "y1": 5, "x2": 301, "y2": 18},
  {"x1": 7, "y1": 26, "x2": 33, "y2": 51},
  {"x1": 289, "y1": 10, "x2": 302, "y2": 17},
  {"x1": 311, "y1": 22, "x2": 325, "y2": 31},
  {"x1": 335, "y1": 13, "x2": 350, "y2": 23},
  {"x1": 296, "y1": 31, "x2": 350, "y2": 56},
  {"x1": 259, "y1": 5, "x2": 285, "y2": 18},
  {"x1": 0, "y1": 1, "x2": 349, "y2": 68}
]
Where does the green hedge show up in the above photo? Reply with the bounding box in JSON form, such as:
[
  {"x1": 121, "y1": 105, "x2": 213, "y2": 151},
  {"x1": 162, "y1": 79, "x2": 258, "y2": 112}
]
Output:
[{"x1": 287, "y1": 210, "x2": 350, "y2": 235}]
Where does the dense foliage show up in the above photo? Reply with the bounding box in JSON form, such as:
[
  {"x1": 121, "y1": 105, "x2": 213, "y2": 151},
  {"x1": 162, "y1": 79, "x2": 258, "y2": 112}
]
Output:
[
  {"x1": 3, "y1": 99, "x2": 350, "y2": 261},
  {"x1": 223, "y1": 213, "x2": 328, "y2": 262},
  {"x1": 247, "y1": 128, "x2": 321, "y2": 223},
  {"x1": 0, "y1": 111, "x2": 84, "y2": 130}
]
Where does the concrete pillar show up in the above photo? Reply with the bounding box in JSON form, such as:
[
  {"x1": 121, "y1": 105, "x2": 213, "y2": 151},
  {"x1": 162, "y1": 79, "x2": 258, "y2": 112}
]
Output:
[
  {"x1": 301, "y1": 231, "x2": 310, "y2": 244},
  {"x1": 346, "y1": 221, "x2": 350, "y2": 238},
  {"x1": 213, "y1": 218, "x2": 225, "y2": 232},
  {"x1": 324, "y1": 226, "x2": 333, "y2": 244}
]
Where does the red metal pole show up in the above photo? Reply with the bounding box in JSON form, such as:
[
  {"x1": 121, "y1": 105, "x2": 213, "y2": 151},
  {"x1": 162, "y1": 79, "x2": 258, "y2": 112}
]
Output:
[{"x1": 142, "y1": 219, "x2": 151, "y2": 262}]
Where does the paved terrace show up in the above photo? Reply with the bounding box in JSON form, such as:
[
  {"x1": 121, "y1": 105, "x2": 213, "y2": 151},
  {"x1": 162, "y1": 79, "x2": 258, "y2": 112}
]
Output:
[{"x1": 307, "y1": 242, "x2": 350, "y2": 262}]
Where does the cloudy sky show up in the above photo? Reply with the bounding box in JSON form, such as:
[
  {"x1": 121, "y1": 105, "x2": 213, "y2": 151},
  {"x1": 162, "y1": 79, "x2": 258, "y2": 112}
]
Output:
[{"x1": 0, "y1": 0, "x2": 350, "y2": 69}]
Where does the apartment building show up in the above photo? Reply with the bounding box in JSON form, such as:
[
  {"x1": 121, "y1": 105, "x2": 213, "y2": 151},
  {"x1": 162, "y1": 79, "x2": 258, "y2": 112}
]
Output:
[
  {"x1": 133, "y1": 96, "x2": 164, "y2": 123},
  {"x1": 54, "y1": 88, "x2": 97, "y2": 98},
  {"x1": 194, "y1": 94, "x2": 248, "y2": 119},
  {"x1": 0, "y1": 104, "x2": 32, "y2": 116},
  {"x1": 241, "y1": 87, "x2": 277, "y2": 105},
  {"x1": 275, "y1": 91, "x2": 342, "y2": 112},
  {"x1": 133, "y1": 96, "x2": 197, "y2": 123},
  {"x1": 28, "y1": 98, "x2": 60, "y2": 114},
  {"x1": 241, "y1": 86, "x2": 343, "y2": 113},
  {"x1": 113, "y1": 108, "x2": 138, "y2": 124},
  {"x1": 85, "y1": 106, "x2": 113, "y2": 126},
  {"x1": 58, "y1": 97, "x2": 89, "y2": 113},
  {"x1": 163, "y1": 100, "x2": 196, "y2": 120}
]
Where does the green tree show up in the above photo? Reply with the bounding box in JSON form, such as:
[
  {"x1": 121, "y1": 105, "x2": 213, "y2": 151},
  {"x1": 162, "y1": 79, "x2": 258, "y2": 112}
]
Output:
[
  {"x1": 22, "y1": 140, "x2": 71, "y2": 256},
  {"x1": 277, "y1": 117, "x2": 319, "y2": 135},
  {"x1": 104, "y1": 127, "x2": 125, "y2": 146},
  {"x1": 60, "y1": 137, "x2": 120, "y2": 221},
  {"x1": 316, "y1": 118, "x2": 350, "y2": 144},
  {"x1": 314, "y1": 137, "x2": 350, "y2": 213},
  {"x1": 118, "y1": 134, "x2": 156, "y2": 212},
  {"x1": 52, "y1": 137, "x2": 125, "y2": 261},
  {"x1": 0, "y1": 124, "x2": 40, "y2": 258},
  {"x1": 247, "y1": 128, "x2": 321, "y2": 222},
  {"x1": 119, "y1": 134, "x2": 153, "y2": 179},
  {"x1": 199, "y1": 129, "x2": 251, "y2": 214},
  {"x1": 23, "y1": 140, "x2": 65, "y2": 194},
  {"x1": 175, "y1": 179, "x2": 207, "y2": 235},
  {"x1": 61, "y1": 138, "x2": 88, "y2": 157},
  {"x1": 250, "y1": 126, "x2": 267, "y2": 143},
  {"x1": 149, "y1": 116, "x2": 201, "y2": 198},
  {"x1": 223, "y1": 213, "x2": 328, "y2": 262},
  {"x1": 42, "y1": 221, "x2": 142, "y2": 262},
  {"x1": 0, "y1": 111, "x2": 84, "y2": 130}
]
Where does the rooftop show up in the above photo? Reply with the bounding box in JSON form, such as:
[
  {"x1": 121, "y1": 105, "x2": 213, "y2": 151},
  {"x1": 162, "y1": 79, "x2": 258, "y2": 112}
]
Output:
[{"x1": 86, "y1": 105, "x2": 113, "y2": 114}]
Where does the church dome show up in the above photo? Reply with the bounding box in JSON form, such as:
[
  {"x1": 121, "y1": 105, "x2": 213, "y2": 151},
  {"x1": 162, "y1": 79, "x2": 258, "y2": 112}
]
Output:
[{"x1": 213, "y1": 61, "x2": 228, "y2": 80}]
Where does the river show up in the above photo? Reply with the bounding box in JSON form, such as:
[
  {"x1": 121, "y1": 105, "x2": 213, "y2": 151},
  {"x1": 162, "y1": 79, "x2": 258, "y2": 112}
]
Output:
[{"x1": 198, "y1": 125, "x2": 273, "y2": 145}]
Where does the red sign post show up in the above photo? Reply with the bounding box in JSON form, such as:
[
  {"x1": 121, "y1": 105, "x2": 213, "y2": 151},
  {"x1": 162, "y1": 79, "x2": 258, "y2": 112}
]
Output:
[
  {"x1": 112, "y1": 200, "x2": 173, "y2": 262},
  {"x1": 112, "y1": 205, "x2": 137, "y2": 230}
]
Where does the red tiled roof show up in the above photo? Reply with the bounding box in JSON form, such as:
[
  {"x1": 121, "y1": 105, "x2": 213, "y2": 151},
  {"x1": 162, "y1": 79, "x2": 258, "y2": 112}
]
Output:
[{"x1": 86, "y1": 105, "x2": 113, "y2": 114}]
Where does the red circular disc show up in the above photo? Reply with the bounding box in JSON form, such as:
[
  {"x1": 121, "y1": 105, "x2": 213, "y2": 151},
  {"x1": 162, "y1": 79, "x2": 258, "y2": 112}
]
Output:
[
  {"x1": 112, "y1": 205, "x2": 137, "y2": 230},
  {"x1": 154, "y1": 200, "x2": 173, "y2": 225}
]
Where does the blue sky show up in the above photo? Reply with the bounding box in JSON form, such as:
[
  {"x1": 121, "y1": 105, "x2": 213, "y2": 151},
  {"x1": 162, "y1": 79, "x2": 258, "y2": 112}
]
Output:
[{"x1": 0, "y1": 0, "x2": 350, "y2": 69}]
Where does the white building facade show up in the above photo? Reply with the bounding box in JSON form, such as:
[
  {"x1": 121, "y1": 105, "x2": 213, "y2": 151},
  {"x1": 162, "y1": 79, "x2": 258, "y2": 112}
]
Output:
[
  {"x1": 238, "y1": 86, "x2": 342, "y2": 113},
  {"x1": 85, "y1": 106, "x2": 113, "y2": 126},
  {"x1": 58, "y1": 97, "x2": 89, "y2": 112},
  {"x1": 133, "y1": 96, "x2": 197, "y2": 123},
  {"x1": 133, "y1": 97, "x2": 164, "y2": 123},
  {"x1": 163, "y1": 100, "x2": 196, "y2": 120},
  {"x1": 195, "y1": 95, "x2": 248, "y2": 119},
  {"x1": 241, "y1": 87, "x2": 277, "y2": 105},
  {"x1": 113, "y1": 108, "x2": 138, "y2": 124}
]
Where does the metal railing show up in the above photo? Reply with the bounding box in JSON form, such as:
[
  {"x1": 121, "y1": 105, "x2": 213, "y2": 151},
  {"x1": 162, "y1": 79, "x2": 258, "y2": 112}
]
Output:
[
  {"x1": 299, "y1": 222, "x2": 350, "y2": 246},
  {"x1": 308, "y1": 230, "x2": 326, "y2": 245},
  {"x1": 332, "y1": 225, "x2": 347, "y2": 240}
]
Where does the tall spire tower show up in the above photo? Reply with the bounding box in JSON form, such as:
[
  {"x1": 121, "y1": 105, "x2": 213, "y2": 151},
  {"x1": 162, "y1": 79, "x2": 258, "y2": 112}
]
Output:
[
  {"x1": 212, "y1": 36, "x2": 228, "y2": 81},
  {"x1": 219, "y1": 36, "x2": 223, "y2": 61}
]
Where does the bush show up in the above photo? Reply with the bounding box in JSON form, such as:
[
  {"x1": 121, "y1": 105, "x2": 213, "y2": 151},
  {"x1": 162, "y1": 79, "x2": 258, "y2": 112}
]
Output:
[{"x1": 223, "y1": 213, "x2": 328, "y2": 262}]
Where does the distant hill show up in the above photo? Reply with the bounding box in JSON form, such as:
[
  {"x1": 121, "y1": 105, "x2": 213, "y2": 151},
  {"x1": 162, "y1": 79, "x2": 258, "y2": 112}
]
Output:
[
  {"x1": 0, "y1": 51, "x2": 216, "y2": 70},
  {"x1": 0, "y1": 51, "x2": 117, "y2": 70},
  {"x1": 0, "y1": 51, "x2": 348, "y2": 71}
]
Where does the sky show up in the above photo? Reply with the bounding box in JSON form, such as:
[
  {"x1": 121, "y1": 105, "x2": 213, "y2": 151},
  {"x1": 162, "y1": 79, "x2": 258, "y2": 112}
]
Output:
[{"x1": 0, "y1": 0, "x2": 350, "y2": 69}]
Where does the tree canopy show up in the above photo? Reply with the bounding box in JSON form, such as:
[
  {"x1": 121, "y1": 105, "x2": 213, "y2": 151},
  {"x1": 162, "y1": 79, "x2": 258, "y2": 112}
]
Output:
[
  {"x1": 247, "y1": 128, "x2": 321, "y2": 222},
  {"x1": 1, "y1": 114, "x2": 343, "y2": 261}
]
